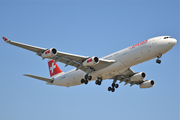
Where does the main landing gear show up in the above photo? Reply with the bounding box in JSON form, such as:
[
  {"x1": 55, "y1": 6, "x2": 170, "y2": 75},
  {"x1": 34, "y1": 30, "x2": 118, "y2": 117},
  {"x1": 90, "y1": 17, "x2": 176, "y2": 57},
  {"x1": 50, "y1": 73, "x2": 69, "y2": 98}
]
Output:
[
  {"x1": 108, "y1": 82, "x2": 119, "y2": 92},
  {"x1": 156, "y1": 53, "x2": 162, "y2": 64},
  {"x1": 95, "y1": 77, "x2": 102, "y2": 85},
  {"x1": 81, "y1": 74, "x2": 92, "y2": 84}
]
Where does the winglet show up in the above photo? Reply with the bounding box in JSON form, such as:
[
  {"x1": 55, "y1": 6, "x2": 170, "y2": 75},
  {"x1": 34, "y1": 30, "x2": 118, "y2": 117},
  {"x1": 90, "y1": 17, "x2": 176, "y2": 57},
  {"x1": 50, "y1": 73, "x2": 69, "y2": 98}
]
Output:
[{"x1": 2, "y1": 37, "x2": 10, "y2": 42}]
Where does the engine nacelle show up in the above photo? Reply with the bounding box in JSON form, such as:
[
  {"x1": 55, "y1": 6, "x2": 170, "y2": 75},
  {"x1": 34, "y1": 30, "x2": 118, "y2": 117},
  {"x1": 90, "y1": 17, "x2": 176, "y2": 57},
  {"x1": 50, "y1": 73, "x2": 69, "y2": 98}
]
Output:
[
  {"x1": 140, "y1": 80, "x2": 155, "y2": 88},
  {"x1": 41, "y1": 48, "x2": 57, "y2": 59},
  {"x1": 130, "y1": 72, "x2": 146, "y2": 81},
  {"x1": 83, "y1": 57, "x2": 99, "y2": 67}
]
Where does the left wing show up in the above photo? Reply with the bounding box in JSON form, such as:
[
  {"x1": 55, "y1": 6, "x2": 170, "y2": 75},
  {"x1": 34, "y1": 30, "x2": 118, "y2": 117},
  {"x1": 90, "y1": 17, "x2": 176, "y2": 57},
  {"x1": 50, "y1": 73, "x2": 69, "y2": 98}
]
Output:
[{"x1": 3, "y1": 37, "x2": 115, "y2": 72}]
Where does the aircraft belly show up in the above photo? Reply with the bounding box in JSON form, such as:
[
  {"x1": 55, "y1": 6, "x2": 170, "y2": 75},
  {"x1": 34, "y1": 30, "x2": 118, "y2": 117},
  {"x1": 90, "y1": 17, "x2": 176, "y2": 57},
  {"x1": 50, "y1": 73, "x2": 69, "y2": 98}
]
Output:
[
  {"x1": 53, "y1": 77, "x2": 69, "y2": 87},
  {"x1": 102, "y1": 67, "x2": 128, "y2": 80},
  {"x1": 68, "y1": 72, "x2": 83, "y2": 86},
  {"x1": 91, "y1": 61, "x2": 127, "y2": 80}
]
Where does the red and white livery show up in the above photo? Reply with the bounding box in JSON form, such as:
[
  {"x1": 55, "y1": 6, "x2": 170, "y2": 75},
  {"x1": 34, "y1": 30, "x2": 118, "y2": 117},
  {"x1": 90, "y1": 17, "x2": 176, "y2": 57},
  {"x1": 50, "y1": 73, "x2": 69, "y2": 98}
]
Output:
[{"x1": 3, "y1": 36, "x2": 177, "y2": 92}]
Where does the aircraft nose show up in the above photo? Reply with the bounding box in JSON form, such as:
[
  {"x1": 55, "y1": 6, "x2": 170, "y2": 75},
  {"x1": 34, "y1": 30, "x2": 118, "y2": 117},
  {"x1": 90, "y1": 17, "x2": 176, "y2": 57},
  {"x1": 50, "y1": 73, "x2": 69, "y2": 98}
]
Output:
[
  {"x1": 171, "y1": 38, "x2": 177, "y2": 45},
  {"x1": 169, "y1": 38, "x2": 177, "y2": 47},
  {"x1": 162, "y1": 38, "x2": 177, "y2": 52}
]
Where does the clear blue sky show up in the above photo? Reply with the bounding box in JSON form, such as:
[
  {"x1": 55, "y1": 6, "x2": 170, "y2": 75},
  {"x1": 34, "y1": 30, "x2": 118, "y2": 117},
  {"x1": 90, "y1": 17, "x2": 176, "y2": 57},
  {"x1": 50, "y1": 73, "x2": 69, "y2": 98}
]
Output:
[{"x1": 0, "y1": 1, "x2": 179, "y2": 120}]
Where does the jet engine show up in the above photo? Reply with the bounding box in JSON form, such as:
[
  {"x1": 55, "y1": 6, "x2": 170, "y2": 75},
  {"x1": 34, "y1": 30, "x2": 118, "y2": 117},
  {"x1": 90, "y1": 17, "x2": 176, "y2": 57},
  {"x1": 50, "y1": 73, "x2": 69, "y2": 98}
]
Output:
[
  {"x1": 140, "y1": 80, "x2": 155, "y2": 88},
  {"x1": 130, "y1": 72, "x2": 146, "y2": 81},
  {"x1": 83, "y1": 56, "x2": 99, "y2": 67},
  {"x1": 41, "y1": 48, "x2": 57, "y2": 59}
]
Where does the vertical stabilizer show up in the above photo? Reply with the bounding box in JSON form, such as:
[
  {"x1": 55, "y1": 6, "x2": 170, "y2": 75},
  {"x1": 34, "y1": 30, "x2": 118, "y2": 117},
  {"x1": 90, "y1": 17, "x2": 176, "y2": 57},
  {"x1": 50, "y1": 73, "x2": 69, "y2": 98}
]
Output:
[{"x1": 48, "y1": 59, "x2": 63, "y2": 78}]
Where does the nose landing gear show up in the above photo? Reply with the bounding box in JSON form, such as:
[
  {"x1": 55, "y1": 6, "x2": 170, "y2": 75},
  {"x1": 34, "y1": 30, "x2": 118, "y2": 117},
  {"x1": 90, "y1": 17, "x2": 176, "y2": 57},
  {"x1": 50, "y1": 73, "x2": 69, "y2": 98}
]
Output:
[
  {"x1": 156, "y1": 53, "x2": 162, "y2": 64},
  {"x1": 156, "y1": 59, "x2": 161, "y2": 64}
]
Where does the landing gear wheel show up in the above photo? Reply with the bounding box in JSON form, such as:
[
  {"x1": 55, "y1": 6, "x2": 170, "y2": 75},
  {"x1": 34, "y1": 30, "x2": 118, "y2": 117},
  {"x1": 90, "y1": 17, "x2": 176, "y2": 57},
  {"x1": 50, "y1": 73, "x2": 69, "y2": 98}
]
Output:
[
  {"x1": 112, "y1": 83, "x2": 115, "y2": 87},
  {"x1": 81, "y1": 79, "x2": 85, "y2": 83},
  {"x1": 115, "y1": 84, "x2": 119, "y2": 88},
  {"x1": 88, "y1": 76, "x2": 92, "y2": 81},
  {"x1": 108, "y1": 87, "x2": 112, "y2": 91},
  {"x1": 95, "y1": 80, "x2": 101, "y2": 85},
  {"x1": 98, "y1": 81, "x2": 101, "y2": 85},
  {"x1": 111, "y1": 87, "x2": 115, "y2": 92},
  {"x1": 95, "y1": 80, "x2": 99, "y2": 85},
  {"x1": 84, "y1": 80, "x2": 88, "y2": 84},
  {"x1": 84, "y1": 74, "x2": 88, "y2": 79},
  {"x1": 156, "y1": 59, "x2": 161, "y2": 64}
]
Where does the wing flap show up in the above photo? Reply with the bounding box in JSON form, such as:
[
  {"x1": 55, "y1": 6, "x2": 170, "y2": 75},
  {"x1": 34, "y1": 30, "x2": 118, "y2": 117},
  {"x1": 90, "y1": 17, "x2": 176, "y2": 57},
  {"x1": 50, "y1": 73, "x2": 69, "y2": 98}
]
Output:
[{"x1": 24, "y1": 74, "x2": 53, "y2": 83}]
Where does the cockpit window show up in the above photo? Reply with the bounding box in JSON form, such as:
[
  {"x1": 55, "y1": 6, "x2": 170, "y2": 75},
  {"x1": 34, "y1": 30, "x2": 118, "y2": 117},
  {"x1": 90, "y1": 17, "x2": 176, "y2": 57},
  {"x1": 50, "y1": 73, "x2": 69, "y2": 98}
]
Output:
[{"x1": 164, "y1": 37, "x2": 172, "y2": 39}]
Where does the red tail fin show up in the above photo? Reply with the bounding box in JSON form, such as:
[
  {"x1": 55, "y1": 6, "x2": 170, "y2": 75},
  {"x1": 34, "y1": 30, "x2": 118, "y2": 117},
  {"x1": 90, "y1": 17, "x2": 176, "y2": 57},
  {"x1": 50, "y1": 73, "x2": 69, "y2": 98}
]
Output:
[{"x1": 48, "y1": 59, "x2": 63, "y2": 78}]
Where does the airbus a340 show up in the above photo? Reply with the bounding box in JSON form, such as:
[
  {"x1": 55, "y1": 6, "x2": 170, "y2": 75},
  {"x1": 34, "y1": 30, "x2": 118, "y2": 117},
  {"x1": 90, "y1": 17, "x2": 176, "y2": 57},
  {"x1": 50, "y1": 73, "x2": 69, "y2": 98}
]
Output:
[{"x1": 3, "y1": 36, "x2": 177, "y2": 92}]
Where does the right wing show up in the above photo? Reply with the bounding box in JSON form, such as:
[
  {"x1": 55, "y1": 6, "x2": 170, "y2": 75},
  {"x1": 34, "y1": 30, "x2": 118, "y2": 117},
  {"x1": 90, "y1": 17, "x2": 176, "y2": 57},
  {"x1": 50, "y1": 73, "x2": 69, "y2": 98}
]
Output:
[{"x1": 3, "y1": 37, "x2": 115, "y2": 72}]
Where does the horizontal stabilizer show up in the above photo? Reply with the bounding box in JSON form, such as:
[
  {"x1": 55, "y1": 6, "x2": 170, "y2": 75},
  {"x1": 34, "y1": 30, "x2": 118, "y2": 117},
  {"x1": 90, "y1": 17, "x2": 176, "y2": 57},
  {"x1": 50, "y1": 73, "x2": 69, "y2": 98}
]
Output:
[{"x1": 24, "y1": 74, "x2": 53, "y2": 83}]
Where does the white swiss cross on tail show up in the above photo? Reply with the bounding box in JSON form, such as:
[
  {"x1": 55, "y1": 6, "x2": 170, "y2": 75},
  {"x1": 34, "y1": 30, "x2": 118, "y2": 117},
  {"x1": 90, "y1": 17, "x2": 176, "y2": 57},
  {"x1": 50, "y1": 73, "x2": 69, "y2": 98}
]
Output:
[
  {"x1": 50, "y1": 62, "x2": 56, "y2": 73},
  {"x1": 48, "y1": 59, "x2": 63, "y2": 78}
]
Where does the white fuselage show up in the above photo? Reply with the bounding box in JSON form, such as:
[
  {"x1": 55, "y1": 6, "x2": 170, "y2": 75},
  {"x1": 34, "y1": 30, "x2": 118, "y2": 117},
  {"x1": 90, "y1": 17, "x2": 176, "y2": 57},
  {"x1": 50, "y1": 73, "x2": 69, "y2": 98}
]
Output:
[{"x1": 50, "y1": 36, "x2": 177, "y2": 87}]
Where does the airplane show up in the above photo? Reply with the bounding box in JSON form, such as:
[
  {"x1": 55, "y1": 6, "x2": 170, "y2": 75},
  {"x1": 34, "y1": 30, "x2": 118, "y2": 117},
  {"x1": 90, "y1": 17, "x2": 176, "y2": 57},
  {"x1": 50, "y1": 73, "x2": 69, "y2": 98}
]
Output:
[{"x1": 2, "y1": 36, "x2": 177, "y2": 92}]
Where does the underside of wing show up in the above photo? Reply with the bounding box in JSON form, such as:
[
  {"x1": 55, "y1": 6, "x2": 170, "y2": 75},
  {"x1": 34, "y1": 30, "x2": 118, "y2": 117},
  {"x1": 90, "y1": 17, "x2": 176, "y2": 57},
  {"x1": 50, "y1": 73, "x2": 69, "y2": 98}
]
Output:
[
  {"x1": 111, "y1": 68, "x2": 144, "y2": 86},
  {"x1": 107, "y1": 68, "x2": 155, "y2": 92}
]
